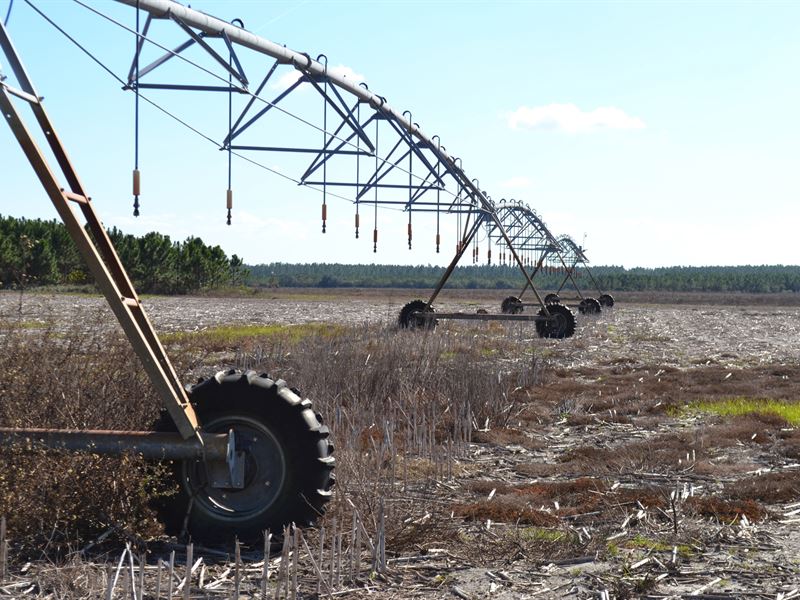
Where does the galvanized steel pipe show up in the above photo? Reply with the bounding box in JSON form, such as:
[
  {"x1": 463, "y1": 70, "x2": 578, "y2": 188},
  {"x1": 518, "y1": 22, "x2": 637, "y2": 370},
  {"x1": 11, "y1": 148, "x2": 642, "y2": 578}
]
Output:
[{"x1": 0, "y1": 427, "x2": 230, "y2": 460}]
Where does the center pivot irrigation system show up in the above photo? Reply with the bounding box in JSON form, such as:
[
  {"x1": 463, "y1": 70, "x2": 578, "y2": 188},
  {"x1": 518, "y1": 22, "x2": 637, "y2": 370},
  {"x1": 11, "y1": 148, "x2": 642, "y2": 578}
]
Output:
[
  {"x1": 487, "y1": 200, "x2": 613, "y2": 327},
  {"x1": 0, "y1": 0, "x2": 611, "y2": 542},
  {"x1": 548, "y1": 234, "x2": 615, "y2": 311}
]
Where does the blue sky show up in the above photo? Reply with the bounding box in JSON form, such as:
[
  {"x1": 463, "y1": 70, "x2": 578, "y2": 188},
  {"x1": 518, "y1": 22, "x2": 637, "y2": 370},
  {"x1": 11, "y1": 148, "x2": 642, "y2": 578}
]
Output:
[{"x1": 1, "y1": 0, "x2": 798, "y2": 268}]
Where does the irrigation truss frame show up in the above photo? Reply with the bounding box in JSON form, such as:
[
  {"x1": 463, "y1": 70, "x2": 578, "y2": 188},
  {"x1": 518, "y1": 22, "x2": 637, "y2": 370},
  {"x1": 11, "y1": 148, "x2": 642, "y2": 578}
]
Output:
[
  {"x1": 0, "y1": 0, "x2": 607, "y2": 539},
  {"x1": 87, "y1": 0, "x2": 576, "y2": 330},
  {"x1": 554, "y1": 234, "x2": 615, "y2": 309}
]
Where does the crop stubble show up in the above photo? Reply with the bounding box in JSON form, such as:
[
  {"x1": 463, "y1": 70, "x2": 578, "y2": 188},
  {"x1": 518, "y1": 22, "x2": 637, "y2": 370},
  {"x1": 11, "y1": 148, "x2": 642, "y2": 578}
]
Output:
[{"x1": 1, "y1": 289, "x2": 800, "y2": 598}]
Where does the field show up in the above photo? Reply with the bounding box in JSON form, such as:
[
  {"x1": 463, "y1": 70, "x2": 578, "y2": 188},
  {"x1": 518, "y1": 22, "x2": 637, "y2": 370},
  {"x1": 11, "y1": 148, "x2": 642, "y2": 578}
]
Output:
[{"x1": 1, "y1": 288, "x2": 800, "y2": 598}]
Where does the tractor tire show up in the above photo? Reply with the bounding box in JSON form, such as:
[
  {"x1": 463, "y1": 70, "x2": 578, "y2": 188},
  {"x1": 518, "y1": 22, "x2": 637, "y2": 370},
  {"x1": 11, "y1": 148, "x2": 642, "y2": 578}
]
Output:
[
  {"x1": 598, "y1": 294, "x2": 615, "y2": 308},
  {"x1": 155, "y1": 370, "x2": 334, "y2": 544},
  {"x1": 544, "y1": 293, "x2": 561, "y2": 305},
  {"x1": 578, "y1": 298, "x2": 601, "y2": 315},
  {"x1": 500, "y1": 296, "x2": 523, "y2": 315},
  {"x1": 535, "y1": 304, "x2": 576, "y2": 339},
  {"x1": 398, "y1": 299, "x2": 436, "y2": 330}
]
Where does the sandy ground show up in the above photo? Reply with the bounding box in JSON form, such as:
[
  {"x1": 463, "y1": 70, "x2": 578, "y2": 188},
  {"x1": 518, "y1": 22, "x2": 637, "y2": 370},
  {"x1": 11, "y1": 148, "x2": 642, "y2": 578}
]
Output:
[
  {"x1": 4, "y1": 290, "x2": 800, "y2": 370},
  {"x1": 2, "y1": 289, "x2": 800, "y2": 598}
]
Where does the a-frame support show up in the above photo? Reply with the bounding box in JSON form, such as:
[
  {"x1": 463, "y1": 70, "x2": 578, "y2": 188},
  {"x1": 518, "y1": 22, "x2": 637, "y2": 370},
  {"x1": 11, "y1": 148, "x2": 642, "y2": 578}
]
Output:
[{"x1": 0, "y1": 21, "x2": 201, "y2": 442}]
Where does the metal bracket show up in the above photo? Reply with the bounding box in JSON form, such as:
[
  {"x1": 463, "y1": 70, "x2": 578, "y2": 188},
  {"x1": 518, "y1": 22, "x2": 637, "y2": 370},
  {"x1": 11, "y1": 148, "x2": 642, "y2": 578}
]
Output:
[{"x1": 205, "y1": 429, "x2": 245, "y2": 489}]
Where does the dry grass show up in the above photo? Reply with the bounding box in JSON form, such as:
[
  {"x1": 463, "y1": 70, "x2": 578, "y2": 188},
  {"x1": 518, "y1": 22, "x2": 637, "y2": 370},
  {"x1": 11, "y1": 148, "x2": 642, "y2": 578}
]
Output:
[
  {"x1": 470, "y1": 427, "x2": 544, "y2": 449},
  {"x1": 3, "y1": 293, "x2": 800, "y2": 598},
  {"x1": 684, "y1": 497, "x2": 768, "y2": 522},
  {"x1": 452, "y1": 498, "x2": 559, "y2": 526},
  {"x1": 0, "y1": 308, "x2": 546, "y2": 560},
  {"x1": 0, "y1": 312, "x2": 166, "y2": 557},
  {"x1": 725, "y1": 472, "x2": 800, "y2": 503},
  {"x1": 552, "y1": 412, "x2": 788, "y2": 477}
]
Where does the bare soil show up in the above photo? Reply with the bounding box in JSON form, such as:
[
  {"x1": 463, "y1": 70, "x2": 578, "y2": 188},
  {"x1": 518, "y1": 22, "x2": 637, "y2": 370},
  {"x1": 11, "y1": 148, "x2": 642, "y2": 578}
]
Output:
[{"x1": 1, "y1": 288, "x2": 800, "y2": 598}]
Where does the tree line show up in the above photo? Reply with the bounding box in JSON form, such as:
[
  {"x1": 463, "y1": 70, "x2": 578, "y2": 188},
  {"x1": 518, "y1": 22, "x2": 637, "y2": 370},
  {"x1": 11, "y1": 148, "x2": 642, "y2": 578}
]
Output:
[
  {"x1": 249, "y1": 262, "x2": 800, "y2": 294},
  {"x1": 0, "y1": 215, "x2": 246, "y2": 294},
  {"x1": 2, "y1": 216, "x2": 798, "y2": 294}
]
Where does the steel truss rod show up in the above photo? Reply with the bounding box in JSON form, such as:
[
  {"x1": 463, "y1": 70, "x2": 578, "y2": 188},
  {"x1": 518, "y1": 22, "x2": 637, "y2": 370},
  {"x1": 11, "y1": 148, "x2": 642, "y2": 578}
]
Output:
[
  {"x1": 299, "y1": 99, "x2": 373, "y2": 182},
  {"x1": 304, "y1": 75, "x2": 374, "y2": 152},
  {"x1": 230, "y1": 146, "x2": 371, "y2": 155},
  {"x1": 560, "y1": 234, "x2": 604, "y2": 296},
  {"x1": 483, "y1": 200, "x2": 577, "y2": 305},
  {"x1": 555, "y1": 262, "x2": 582, "y2": 297},
  {"x1": 580, "y1": 260, "x2": 605, "y2": 297},
  {"x1": 425, "y1": 215, "x2": 486, "y2": 308},
  {"x1": 223, "y1": 59, "x2": 280, "y2": 144},
  {"x1": 169, "y1": 13, "x2": 248, "y2": 86},
  {"x1": 355, "y1": 136, "x2": 411, "y2": 200},
  {"x1": 304, "y1": 181, "x2": 441, "y2": 191},
  {"x1": 553, "y1": 235, "x2": 591, "y2": 298},
  {"x1": 225, "y1": 77, "x2": 304, "y2": 144}
]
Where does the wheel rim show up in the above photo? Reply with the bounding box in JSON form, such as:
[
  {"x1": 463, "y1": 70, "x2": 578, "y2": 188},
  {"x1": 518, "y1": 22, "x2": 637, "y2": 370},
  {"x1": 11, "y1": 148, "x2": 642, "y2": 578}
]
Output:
[{"x1": 182, "y1": 414, "x2": 287, "y2": 522}]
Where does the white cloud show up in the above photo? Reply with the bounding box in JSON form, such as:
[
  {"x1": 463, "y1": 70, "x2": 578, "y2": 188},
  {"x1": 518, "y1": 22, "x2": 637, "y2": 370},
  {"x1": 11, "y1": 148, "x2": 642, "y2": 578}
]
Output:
[
  {"x1": 271, "y1": 65, "x2": 366, "y2": 91},
  {"x1": 507, "y1": 103, "x2": 645, "y2": 134},
  {"x1": 328, "y1": 65, "x2": 365, "y2": 84},
  {"x1": 272, "y1": 69, "x2": 303, "y2": 90},
  {"x1": 499, "y1": 176, "x2": 532, "y2": 190}
]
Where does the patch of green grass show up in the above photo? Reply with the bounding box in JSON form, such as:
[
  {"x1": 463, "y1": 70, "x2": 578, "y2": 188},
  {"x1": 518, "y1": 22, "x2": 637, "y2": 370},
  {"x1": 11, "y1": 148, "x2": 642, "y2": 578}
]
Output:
[
  {"x1": 257, "y1": 292, "x2": 339, "y2": 302},
  {"x1": 518, "y1": 527, "x2": 574, "y2": 543},
  {"x1": 162, "y1": 322, "x2": 344, "y2": 345},
  {"x1": 433, "y1": 573, "x2": 454, "y2": 586},
  {"x1": 14, "y1": 320, "x2": 49, "y2": 330},
  {"x1": 624, "y1": 535, "x2": 670, "y2": 552},
  {"x1": 685, "y1": 397, "x2": 800, "y2": 426},
  {"x1": 536, "y1": 348, "x2": 555, "y2": 358},
  {"x1": 609, "y1": 536, "x2": 693, "y2": 557}
]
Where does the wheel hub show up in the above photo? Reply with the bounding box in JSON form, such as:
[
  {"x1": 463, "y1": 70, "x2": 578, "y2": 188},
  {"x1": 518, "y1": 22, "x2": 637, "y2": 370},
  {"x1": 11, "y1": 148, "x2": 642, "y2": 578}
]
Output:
[
  {"x1": 550, "y1": 313, "x2": 566, "y2": 335},
  {"x1": 183, "y1": 415, "x2": 287, "y2": 519}
]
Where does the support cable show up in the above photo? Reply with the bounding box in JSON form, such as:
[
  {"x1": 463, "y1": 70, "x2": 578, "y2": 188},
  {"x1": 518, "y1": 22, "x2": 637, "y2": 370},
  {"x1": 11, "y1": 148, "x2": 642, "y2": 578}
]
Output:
[
  {"x1": 434, "y1": 136, "x2": 441, "y2": 253},
  {"x1": 354, "y1": 101, "x2": 360, "y2": 239},
  {"x1": 226, "y1": 33, "x2": 233, "y2": 225},
  {"x1": 132, "y1": 0, "x2": 140, "y2": 216},
  {"x1": 404, "y1": 111, "x2": 412, "y2": 250},
  {"x1": 373, "y1": 117, "x2": 379, "y2": 253},
  {"x1": 3, "y1": 0, "x2": 12, "y2": 26},
  {"x1": 319, "y1": 54, "x2": 327, "y2": 234}
]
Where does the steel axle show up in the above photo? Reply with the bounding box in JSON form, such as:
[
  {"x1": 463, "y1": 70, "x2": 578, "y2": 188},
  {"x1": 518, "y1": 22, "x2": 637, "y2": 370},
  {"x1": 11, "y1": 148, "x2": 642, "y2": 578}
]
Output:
[{"x1": 0, "y1": 427, "x2": 232, "y2": 460}]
